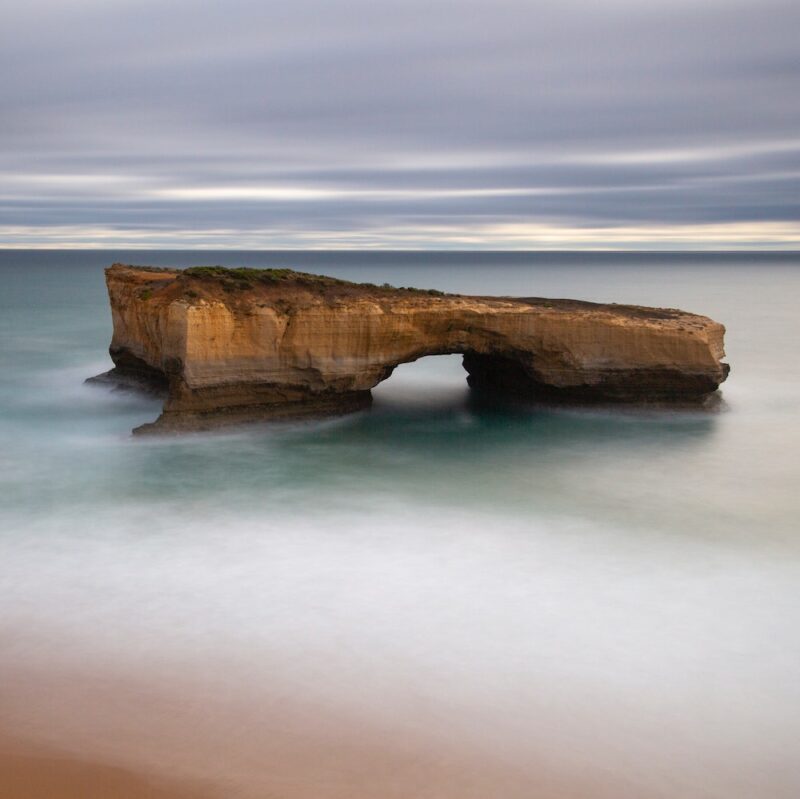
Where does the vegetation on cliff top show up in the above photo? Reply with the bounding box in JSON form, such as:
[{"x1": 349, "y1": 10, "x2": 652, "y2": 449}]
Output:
[
  {"x1": 183, "y1": 266, "x2": 329, "y2": 284},
  {"x1": 179, "y1": 266, "x2": 446, "y2": 296},
  {"x1": 112, "y1": 263, "x2": 448, "y2": 298}
]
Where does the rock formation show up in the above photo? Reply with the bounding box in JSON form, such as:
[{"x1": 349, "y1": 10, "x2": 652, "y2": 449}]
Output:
[{"x1": 92, "y1": 264, "x2": 729, "y2": 433}]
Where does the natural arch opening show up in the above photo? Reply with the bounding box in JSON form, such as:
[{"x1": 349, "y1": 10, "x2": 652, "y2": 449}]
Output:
[
  {"x1": 370, "y1": 348, "x2": 552, "y2": 406},
  {"x1": 371, "y1": 354, "x2": 470, "y2": 410}
]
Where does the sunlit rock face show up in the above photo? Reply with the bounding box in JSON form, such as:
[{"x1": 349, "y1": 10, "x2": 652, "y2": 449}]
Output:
[{"x1": 95, "y1": 264, "x2": 729, "y2": 433}]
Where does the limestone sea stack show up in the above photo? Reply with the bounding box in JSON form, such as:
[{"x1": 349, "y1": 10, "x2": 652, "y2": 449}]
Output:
[{"x1": 93, "y1": 264, "x2": 729, "y2": 433}]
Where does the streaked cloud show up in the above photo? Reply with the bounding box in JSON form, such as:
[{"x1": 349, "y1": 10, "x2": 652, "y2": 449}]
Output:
[
  {"x1": 3, "y1": 221, "x2": 798, "y2": 251},
  {"x1": 1, "y1": 0, "x2": 798, "y2": 248}
]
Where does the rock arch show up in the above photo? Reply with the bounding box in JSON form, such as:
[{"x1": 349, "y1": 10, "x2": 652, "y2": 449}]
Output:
[{"x1": 93, "y1": 265, "x2": 729, "y2": 433}]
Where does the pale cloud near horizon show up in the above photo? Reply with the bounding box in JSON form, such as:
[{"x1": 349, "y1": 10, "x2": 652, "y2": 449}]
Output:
[{"x1": 1, "y1": 0, "x2": 799, "y2": 249}]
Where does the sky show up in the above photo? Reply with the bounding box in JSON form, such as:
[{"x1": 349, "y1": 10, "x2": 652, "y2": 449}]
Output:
[{"x1": 2, "y1": 0, "x2": 799, "y2": 249}]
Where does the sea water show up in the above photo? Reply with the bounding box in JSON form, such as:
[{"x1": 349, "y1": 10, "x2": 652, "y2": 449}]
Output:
[{"x1": 1, "y1": 251, "x2": 799, "y2": 798}]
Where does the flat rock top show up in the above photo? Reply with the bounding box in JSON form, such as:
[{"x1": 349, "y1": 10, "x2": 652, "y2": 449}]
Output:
[{"x1": 106, "y1": 263, "x2": 708, "y2": 327}]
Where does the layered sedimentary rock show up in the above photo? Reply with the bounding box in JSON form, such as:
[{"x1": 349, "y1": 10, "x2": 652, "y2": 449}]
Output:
[{"x1": 93, "y1": 264, "x2": 729, "y2": 433}]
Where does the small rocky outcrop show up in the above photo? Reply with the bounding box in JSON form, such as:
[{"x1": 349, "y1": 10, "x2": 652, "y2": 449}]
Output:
[{"x1": 91, "y1": 264, "x2": 729, "y2": 433}]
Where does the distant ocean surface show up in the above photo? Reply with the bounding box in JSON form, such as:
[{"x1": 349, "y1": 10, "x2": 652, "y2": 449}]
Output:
[{"x1": 1, "y1": 251, "x2": 799, "y2": 798}]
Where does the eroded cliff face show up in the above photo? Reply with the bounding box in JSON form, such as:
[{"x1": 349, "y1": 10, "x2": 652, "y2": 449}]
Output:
[{"x1": 95, "y1": 264, "x2": 729, "y2": 433}]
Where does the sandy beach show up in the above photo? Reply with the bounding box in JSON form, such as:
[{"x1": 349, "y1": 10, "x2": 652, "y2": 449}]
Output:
[
  {"x1": 0, "y1": 736, "x2": 219, "y2": 799},
  {"x1": 0, "y1": 657, "x2": 612, "y2": 799}
]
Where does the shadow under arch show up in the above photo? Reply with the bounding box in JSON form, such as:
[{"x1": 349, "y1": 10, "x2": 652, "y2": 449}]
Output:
[{"x1": 345, "y1": 352, "x2": 722, "y2": 461}]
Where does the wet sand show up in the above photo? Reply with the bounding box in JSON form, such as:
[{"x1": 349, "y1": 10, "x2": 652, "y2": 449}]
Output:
[
  {"x1": 0, "y1": 729, "x2": 593, "y2": 799},
  {"x1": 0, "y1": 736, "x2": 220, "y2": 799},
  {"x1": 0, "y1": 660, "x2": 607, "y2": 799},
  {"x1": 2, "y1": 654, "x2": 798, "y2": 799}
]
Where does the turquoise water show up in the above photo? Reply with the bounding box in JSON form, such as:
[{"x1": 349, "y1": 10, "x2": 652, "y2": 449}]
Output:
[{"x1": 1, "y1": 251, "x2": 799, "y2": 798}]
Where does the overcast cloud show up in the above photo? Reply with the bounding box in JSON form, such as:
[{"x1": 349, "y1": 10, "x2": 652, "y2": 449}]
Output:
[{"x1": 2, "y1": 0, "x2": 799, "y2": 248}]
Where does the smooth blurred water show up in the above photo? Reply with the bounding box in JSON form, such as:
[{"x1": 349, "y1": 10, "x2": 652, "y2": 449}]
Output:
[{"x1": 1, "y1": 251, "x2": 799, "y2": 798}]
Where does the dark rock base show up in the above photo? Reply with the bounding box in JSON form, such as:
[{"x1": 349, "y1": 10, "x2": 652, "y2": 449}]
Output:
[
  {"x1": 462, "y1": 352, "x2": 728, "y2": 405},
  {"x1": 133, "y1": 390, "x2": 373, "y2": 435}
]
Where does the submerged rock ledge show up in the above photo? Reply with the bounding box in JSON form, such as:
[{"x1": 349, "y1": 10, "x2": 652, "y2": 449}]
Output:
[{"x1": 92, "y1": 264, "x2": 729, "y2": 433}]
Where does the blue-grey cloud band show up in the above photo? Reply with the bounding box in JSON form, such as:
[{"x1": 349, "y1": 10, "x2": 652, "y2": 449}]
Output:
[{"x1": 2, "y1": 0, "x2": 798, "y2": 248}]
